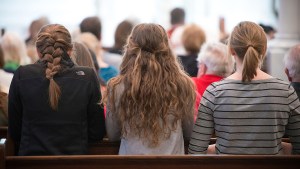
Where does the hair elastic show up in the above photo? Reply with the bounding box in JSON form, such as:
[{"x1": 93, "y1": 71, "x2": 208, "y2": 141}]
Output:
[{"x1": 247, "y1": 44, "x2": 254, "y2": 48}]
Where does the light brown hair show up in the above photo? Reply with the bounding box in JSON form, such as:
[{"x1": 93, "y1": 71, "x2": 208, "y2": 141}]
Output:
[
  {"x1": 181, "y1": 24, "x2": 206, "y2": 55},
  {"x1": 36, "y1": 24, "x2": 73, "y2": 110},
  {"x1": 229, "y1": 21, "x2": 267, "y2": 82},
  {"x1": 72, "y1": 42, "x2": 95, "y2": 71},
  {"x1": 103, "y1": 23, "x2": 195, "y2": 147}
]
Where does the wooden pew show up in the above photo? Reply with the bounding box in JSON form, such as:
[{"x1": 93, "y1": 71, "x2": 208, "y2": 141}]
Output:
[
  {"x1": 0, "y1": 127, "x2": 7, "y2": 139},
  {"x1": 88, "y1": 138, "x2": 200, "y2": 155},
  {"x1": 2, "y1": 125, "x2": 291, "y2": 156},
  {"x1": 1, "y1": 138, "x2": 299, "y2": 169}
]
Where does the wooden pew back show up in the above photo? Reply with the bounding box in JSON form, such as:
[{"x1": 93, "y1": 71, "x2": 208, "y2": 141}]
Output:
[
  {"x1": 0, "y1": 127, "x2": 7, "y2": 139},
  {"x1": 1, "y1": 138, "x2": 299, "y2": 169}
]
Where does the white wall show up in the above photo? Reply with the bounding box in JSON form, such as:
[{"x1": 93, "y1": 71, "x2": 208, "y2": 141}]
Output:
[{"x1": 0, "y1": 0, "x2": 277, "y2": 47}]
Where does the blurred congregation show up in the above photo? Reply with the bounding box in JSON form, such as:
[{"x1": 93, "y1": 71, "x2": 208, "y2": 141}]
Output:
[{"x1": 0, "y1": 0, "x2": 300, "y2": 157}]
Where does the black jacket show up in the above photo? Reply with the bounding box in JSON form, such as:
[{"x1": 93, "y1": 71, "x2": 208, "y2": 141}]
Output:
[
  {"x1": 8, "y1": 58, "x2": 105, "y2": 155},
  {"x1": 177, "y1": 54, "x2": 198, "y2": 77}
]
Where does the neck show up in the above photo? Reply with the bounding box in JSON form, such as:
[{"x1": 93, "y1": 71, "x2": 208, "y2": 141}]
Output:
[
  {"x1": 228, "y1": 68, "x2": 272, "y2": 81},
  {"x1": 291, "y1": 77, "x2": 300, "y2": 83}
]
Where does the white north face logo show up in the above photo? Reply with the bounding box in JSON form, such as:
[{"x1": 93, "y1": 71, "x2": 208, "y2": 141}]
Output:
[{"x1": 76, "y1": 71, "x2": 85, "y2": 76}]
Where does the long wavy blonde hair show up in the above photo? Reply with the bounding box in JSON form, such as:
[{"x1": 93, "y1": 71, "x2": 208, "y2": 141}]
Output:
[{"x1": 103, "y1": 23, "x2": 195, "y2": 147}]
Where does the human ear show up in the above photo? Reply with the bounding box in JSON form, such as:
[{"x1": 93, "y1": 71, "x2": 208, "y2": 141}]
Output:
[
  {"x1": 197, "y1": 63, "x2": 207, "y2": 78},
  {"x1": 230, "y1": 48, "x2": 236, "y2": 56},
  {"x1": 67, "y1": 49, "x2": 73, "y2": 57},
  {"x1": 37, "y1": 49, "x2": 43, "y2": 59},
  {"x1": 284, "y1": 68, "x2": 292, "y2": 82}
]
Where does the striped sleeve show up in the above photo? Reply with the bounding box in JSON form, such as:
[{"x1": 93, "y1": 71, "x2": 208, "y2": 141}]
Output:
[
  {"x1": 188, "y1": 84, "x2": 215, "y2": 154},
  {"x1": 286, "y1": 85, "x2": 300, "y2": 154}
]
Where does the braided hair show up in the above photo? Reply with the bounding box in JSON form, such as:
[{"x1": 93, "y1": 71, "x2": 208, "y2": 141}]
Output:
[{"x1": 36, "y1": 24, "x2": 73, "y2": 110}]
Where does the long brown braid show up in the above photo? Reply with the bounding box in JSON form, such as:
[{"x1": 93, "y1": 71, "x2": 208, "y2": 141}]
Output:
[{"x1": 36, "y1": 24, "x2": 73, "y2": 110}]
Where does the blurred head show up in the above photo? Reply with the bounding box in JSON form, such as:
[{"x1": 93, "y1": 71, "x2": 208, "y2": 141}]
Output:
[
  {"x1": 284, "y1": 44, "x2": 300, "y2": 82},
  {"x1": 229, "y1": 21, "x2": 267, "y2": 82},
  {"x1": 80, "y1": 16, "x2": 102, "y2": 41},
  {"x1": 71, "y1": 42, "x2": 95, "y2": 70},
  {"x1": 105, "y1": 23, "x2": 195, "y2": 147},
  {"x1": 26, "y1": 17, "x2": 50, "y2": 62},
  {"x1": 1, "y1": 32, "x2": 28, "y2": 65},
  {"x1": 36, "y1": 24, "x2": 73, "y2": 110},
  {"x1": 170, "y1": 8, "x2": 185, "y2": 25},
  {"x1": 113, "y1": 20, "x2": 134, "y2": 51},
  {"x1": 259, "y1": 23, "x2": 276, "y2": 40},
  {"x1": 28, "y1": 17, "x2": 50, "y2": 41},
  {"x1": 182, "y1": 24, "x2": 206, "y2": 55},
  {"x1": 197, "y1": 42, "x2": 234, "y2": 77},
  {"x1": 75, "y1": 32, "x2": 100, "y2": 56}
]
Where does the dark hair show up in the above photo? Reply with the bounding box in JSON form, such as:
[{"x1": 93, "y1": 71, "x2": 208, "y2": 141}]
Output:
[
  {"x1": 259, "y1": 23, "x2": 276, "y2": 34},
  {"x1": 26, "y1": 17, "x2": 50, "y2": 45},
  {"x1": 80, "y1": 16, "x2": 102, "y2": 41},
  {"x1": 114, "y1": 20, "x2": 134, "y2": 51},
  {"x1": 170, "y1": 8, "x2": 185, "y2": 25},
  {"x1": 36, "y1": 24, "x2": 73, "y2": 110}
]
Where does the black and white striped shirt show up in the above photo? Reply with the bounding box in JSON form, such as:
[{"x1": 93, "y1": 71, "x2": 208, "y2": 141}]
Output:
[{"x1": 189, "y1": 78, "x2": 300, "y2": 155}]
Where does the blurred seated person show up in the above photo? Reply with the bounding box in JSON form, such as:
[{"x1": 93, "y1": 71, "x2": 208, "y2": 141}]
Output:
[
  {"x1": 167, "y1": 7, "x2": 185, "y2": 38},
  {"x1": 103, "y1": 20, "x2": 134, "y2": 69},
  {"x1": 284, "y1": 44, "x2": 300, "y2": 97},
  {"x1": 0, "y1": 43, "x2": 13, "y2": 94},
  {"x1": 80, "y1": 16, "x2": 102, "y2": 41},
  {"x1": 169, "y1": 25, "x2": 186, "y2": 56},
  {"x1": 1, "y1": 32, "x2": 31, "y2": 73},
  {"x1": 178, "y1": 24, "x2": 206, "y2": 77},
  {"x1": 71, "y1": 42, "x2": 106, "y2": 87},
  {"x1": 75, "y1": 32, "x2": 118, "y2": 83},
  {"x1": 259, "y1": 23, "x2": 276, "y2": 40},
  {"x1": 25, "y1": 16, "x2": 50, "y2": 62},
  {"x1": 108, "y1": 20, "x2": 134, "y2": 55},
  {"x1": 192, "y1": 42, "x2": 235, "y2": 120},
  {"x1": 259, "y1": 23, "x2": 277, "y2": 74},
  {"x1": 219, "y1": 17, "x2": 229, "y2": 44}
]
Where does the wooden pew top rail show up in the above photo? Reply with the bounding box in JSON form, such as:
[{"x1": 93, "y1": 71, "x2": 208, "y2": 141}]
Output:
[
  {"x1": 1, "y1": 139, "x2": 300, "y2": 169},
  {"x1": 5, "y1": 154, "x2": 300, "y2": 169}
]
